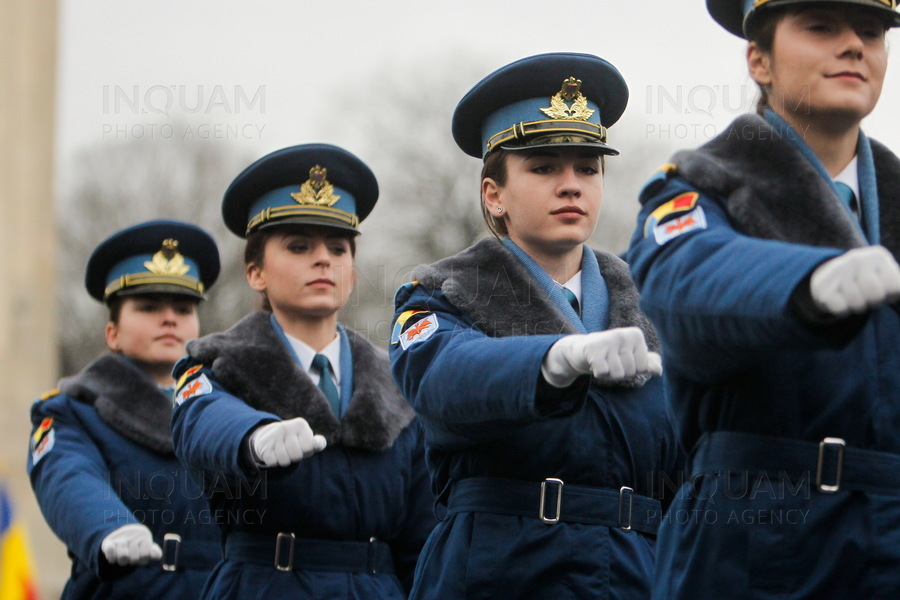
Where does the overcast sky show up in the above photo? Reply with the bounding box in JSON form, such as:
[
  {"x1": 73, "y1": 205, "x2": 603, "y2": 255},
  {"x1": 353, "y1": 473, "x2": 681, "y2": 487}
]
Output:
[{"x1": 56, "y1": 0, "x2": 900, "y2": 192}]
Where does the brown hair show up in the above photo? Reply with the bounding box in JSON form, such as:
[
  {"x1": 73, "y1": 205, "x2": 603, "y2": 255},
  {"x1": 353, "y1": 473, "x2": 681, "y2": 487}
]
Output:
[
  {"x1": 746, "y1": 6, "x2": 789, "y2": 114},
  {"x1": 244, "y1": 229, "x2": 274, "y2": 311},
  {"x1": 480, "y1": 150, "x2": 510, "y2": 238},
  {"x1": 107, "y1": 296, "x2": 124, "y2": 324},
  {"x1": 244, "y1": 225, "x2": 357, "y2": 312}
]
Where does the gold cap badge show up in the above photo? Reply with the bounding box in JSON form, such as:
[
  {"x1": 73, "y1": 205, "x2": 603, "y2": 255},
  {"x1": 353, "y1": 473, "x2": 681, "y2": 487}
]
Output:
[
  {"x1": 291, "y1": 165, "x2": 341, "y2": 207},
  {"x1": 540, "y1": 77, "x2": 595, "y2": 121},
  {"x1": 144, "y1": 239, "x2": 191, "y2": 276}
]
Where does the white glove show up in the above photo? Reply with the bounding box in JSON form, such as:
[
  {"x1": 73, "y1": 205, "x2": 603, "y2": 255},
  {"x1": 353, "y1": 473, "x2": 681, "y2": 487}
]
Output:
[
  {"x1": 249, "y1": 417, "x2": 327, "y2": 468},
  {"x1": 810, "y1": 246, "x2": 900, "y2": 318},
  {"x1": 100, "y1": 523, "x2": 162, "y2": 567},
  {"x1": 541, "y1": 327, "x2": 663, "y2": 388}
]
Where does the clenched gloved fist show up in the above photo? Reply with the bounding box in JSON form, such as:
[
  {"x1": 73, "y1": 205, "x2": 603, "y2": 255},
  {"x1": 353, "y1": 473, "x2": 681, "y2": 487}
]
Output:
[
  {"x1": 541, "y1": 327, "x2": 663, "y2": 388},
  {"x1": 101, "y1": 523, "x2": 162, "y2": 567},
  {"x1": 249, "y1": 417, "x2": 327, "y2": 468},
  {"x1": 810, "y1": 246, "x2": 900, "y2": 318}
]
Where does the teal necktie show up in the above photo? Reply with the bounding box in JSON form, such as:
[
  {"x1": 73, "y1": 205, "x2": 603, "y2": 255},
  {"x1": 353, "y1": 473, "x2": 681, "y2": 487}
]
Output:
[
  {"x1": 562, "y1": 287, "x2": 580, "y2": 316},
  {"x1": 312, "y1": 354, "x2": 341, "y2": 417},
  {"x1": 834, "y1": 182, "x2": 858, "y2": 218}
]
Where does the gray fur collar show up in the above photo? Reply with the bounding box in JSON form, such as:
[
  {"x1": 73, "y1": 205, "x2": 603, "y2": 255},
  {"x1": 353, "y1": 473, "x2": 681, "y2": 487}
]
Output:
[
  {"x1": 412, "y1": 237, "x2": 659, "y2": 388},
  {"x1": 673, "y1": 114, "x2": 900, "y2": 259},
  {"x1": 186, "y1": 311, "x2": 413, "y2": 452},
  {"x1": 59, "y1": 353, "x2": 174, "y2": 454}
]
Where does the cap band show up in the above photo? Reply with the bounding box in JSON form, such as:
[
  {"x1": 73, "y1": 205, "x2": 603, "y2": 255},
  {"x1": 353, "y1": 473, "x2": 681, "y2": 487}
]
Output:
[
  {"x1": 246, "y1": 205, "x2": 360, "y2": 235},
  {"x1": 104, "y1": 273, "x2": 205, "y2": 299},
  {"x1": 481, "y1": 77, "x2": 606, "y2": 154},
  {"x1": 486, "y1": 120, "x2": 608, "y2": 153},
  {"x1": 479, "y1": 78, "x2": 607, "y2": 156},
  {"x1": 245, "y1": 182, "x2": 359, "y2": 234}
]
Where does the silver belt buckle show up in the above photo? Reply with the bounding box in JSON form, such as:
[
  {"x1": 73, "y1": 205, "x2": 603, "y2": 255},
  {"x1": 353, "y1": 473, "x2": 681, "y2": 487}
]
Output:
[
  {"x1": 274, "y1": 532, "x2": 296, "y2": 571},
  {"x1": 367, "y1": 536, "x2": 379, "y2": 575},
  {"x1": 618, "y1": 486, "x2": 635, "y2": 532},
  {"x1": 161, "y1": 533, "x2": 181, "y2": 572},
  {"x1": 816, "y1": 437, "x2": 846, "y2": 493},
  {"x1": 539, "y1": 478, "x2": 564, "y2": 525}
]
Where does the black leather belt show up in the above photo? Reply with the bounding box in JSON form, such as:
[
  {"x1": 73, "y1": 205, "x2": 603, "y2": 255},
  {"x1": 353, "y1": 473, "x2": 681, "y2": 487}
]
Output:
[
  {"x1": 446, "y1": 477, "x2": 661, "y2": 535},
  {"x1": 692, "y1": 431, "x2": 900, "y2": 495},
  {"x1": 225, "y1": 531, "x2": 395, "y2": 574}
]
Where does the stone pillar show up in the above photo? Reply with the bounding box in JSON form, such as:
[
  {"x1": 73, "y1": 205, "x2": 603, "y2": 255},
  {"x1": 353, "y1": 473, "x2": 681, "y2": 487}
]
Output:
[{"x1": 0, "y1": 0, "x2": 65, "y2": 595}]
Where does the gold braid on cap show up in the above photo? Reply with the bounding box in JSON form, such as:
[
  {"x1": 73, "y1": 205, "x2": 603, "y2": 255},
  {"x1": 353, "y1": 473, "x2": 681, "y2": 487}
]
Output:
[
  {"x1": 103, "y1": 239, "x2": 203, "y2": 299},
  {"x1": 246, "y1": 205, "x2": 359, "y2": 235},
  {"x1": 485, "y1": 77, "x2": 607, "y2": 153},
  {"x1": 245, "y1": 165, "x2": 359, "y2": 234}
]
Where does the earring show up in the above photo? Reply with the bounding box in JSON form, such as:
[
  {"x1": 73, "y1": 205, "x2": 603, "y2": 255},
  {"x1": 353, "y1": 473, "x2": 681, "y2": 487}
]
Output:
[{"x1": 496, "y1": 207, "x2": 503, "y2": 214}]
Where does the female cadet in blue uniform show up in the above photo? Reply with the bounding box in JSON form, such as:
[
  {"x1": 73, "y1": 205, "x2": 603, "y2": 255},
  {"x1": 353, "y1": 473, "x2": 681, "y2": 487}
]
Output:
[
  {"x1": 170, "y1": 143, "x2": 433, "y2": 600},
  {"x1": 389, "y1": 53, "x2": 681, "y2": 600},
  {"x1": 27, "y1": 220, "x2": 221, "y2": 599},
  {"x1": 627, "y1": 1, "x2": 900, "y2": 598}
]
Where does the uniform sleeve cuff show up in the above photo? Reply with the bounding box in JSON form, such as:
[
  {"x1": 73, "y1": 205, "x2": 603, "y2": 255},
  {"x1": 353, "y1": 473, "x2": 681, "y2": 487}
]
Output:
[
  {"x1": 790, "y1": 271, "x2": 869, "y2": 347},
  {"x1": 534, "y1": 373, "x2": 590, "y2": 417}
]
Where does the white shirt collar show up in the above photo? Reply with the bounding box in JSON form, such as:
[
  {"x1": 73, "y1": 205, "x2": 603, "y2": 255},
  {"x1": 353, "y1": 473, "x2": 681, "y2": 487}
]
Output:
[
  {"x1": 561, "y1": 271, "x2": 582, "y2": 305},
  {"x1": 283, "y1": 331, "x2": 341, "y2": 384},
  {"x1": 834, "y1": 156, "x2": 859, "y2": 199}
]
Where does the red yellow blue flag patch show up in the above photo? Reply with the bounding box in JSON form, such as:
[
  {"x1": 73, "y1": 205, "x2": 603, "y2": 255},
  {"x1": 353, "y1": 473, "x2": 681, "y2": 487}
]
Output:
[
  {"x1": 30, "y1": 417, "x2": 55, "y2": 466},
  {"x1": 643, "y1": 192, "x2": 700, "y2": 237},
  {"x1": 175, "y1": 364, "x2": 203, "y2": 391}
]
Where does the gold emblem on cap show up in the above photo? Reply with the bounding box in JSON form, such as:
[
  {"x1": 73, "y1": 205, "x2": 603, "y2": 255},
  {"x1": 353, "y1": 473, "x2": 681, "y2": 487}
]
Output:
[
  {"x1": 541, "y1": 77, "x2": 595, "y2": 122},
  {"x1": 291, "y1": 165, "x2": 341, "y2": 207},
  {"x1": 144, "y1": 239, "x2": 191, "y2": 276}
]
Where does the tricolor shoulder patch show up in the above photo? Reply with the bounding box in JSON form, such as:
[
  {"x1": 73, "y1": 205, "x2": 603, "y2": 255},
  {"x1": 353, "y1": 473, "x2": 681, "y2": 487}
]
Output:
[
  {"x1": 399, "y1": 313, "x2": 439, "y2": 350},
  {"x1": 175, "y1": 374, "x2": 212, "y2": 406},
  {"x1": 643, "y1": 192, "x2": 700, "y2": 237},
  {"x1": 175, "y1": 364, "x2": 204, "y2": 391},
  {"x1": 31, "y1": 417, "x2": 55, "y2": 465}
]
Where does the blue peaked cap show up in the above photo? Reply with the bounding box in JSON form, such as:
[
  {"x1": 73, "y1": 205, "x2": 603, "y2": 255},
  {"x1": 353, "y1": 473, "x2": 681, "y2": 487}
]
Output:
[
  {"x1": 222, "y1": 143, "x2": 378, "y2": 238},
  {"x1": 85, "y1": 219, "x2": 220, "y2": 303},
  {"x1": 452, "y1": 52, "x2": 629, "y2": 159},
  {"x1": 708, "y1": 0, "x2": 900, "y2": 38}
]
